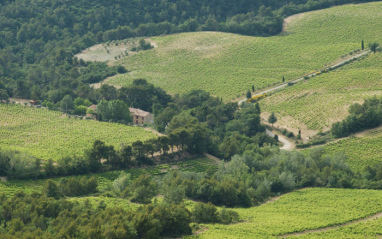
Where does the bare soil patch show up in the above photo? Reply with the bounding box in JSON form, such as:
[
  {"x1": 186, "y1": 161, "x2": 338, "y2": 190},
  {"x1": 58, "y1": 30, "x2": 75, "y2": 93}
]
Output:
[
  {"x1": 0, "y1": 177, "x2": 7, "y2": 182},
  {"x1": 205, "y1": 153, "x2": 222, "y2": 164},
  {"x1": 261, "y1": 113, "x2": 319, "y2": 143},
  {"x1": 75, "y1": 38, "x2": 156, "y2": 63},
  {"x1": 282, "y1": 13, "x2": 306, "y2": 32}
]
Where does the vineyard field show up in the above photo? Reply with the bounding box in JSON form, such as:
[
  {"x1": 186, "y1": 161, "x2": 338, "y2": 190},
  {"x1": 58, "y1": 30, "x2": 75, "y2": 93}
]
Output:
[
  {"x1": 106, "y1": 2, "x2": 382, "y2": 101},
  {"x1": 0, "y1": 104, "x2": 155, "y2": 161},
  {"x1": 261, "y1": 51, "x2": 382, "y2": 134},
  {"x1": 187, "y1": 188, "x2": 382, "y2": 238},
  {"x1": 291, "y1": 216, "x2": 382, "y2": 238},
  {"x1": 323, "y1": 127, "x2": 382, "y2": 171}
]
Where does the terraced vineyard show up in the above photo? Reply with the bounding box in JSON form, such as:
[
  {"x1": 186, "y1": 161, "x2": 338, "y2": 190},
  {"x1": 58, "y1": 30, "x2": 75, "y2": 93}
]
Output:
[
  {"x1": 106, "y1": 2, "x2": 382, "y2": 101},
  {"x1": 0, "y1": 104, "x2": 155, "y2": 160},
  {"x1": 323, "y1": 127, "x2": 382, "y2": 171},
  {"x1": 261, "y1": 52, "x2": 382, "y2": 135},
  {"x1": 187, "y1": 188, "x2": 382, "y2": 238}
]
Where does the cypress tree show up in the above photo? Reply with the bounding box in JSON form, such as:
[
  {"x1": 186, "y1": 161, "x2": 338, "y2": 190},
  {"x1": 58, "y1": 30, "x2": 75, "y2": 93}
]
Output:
[{"x1": 246, "y1": 90, "x2": 252, "y2": 99}]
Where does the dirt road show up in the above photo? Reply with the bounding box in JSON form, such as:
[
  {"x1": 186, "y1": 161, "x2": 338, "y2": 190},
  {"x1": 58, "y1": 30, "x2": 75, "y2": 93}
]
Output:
[{"x1": 266, "y1": 129, "x2": 295, "y2": 150}]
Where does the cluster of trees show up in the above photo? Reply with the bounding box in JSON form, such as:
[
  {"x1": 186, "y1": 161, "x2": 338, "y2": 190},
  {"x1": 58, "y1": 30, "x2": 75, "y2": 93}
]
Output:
[
  {"x1": 155, "y1": 90, "x2": 276, "y2": 160},
  {"x1": 45, "y1": 177, "x2": 98, "y2": 198},
  {"x1": 332, "y1": 96, "x2": 382, "y2": 138},
  {"x1": 0, "y1": 192, "x2": 193, "y2": 238},
  {"x1": 97, "y1": 99, "x2": 131, "y2": 123},
  {"x1": 150, "y1": 147, "x2": 356, "y2": 207},
  {"x1": 0, "y1": 174, "x2": 240, "y2": 238},
  {"x1": 19, "y1": 79, "x2": 171, "y2": 122}
]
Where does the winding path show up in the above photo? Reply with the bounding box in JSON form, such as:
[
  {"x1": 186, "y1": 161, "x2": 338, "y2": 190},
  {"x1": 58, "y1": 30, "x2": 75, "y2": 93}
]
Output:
[
  {"x1": 265, "y1": 129, "x2": 295, "y2": 150},
  {"x1": 280, "y1": 211, "x2": 382, "y2": 238},
  {"x1": 238, "y1": 49, "x2": 371, "y2": 105}
]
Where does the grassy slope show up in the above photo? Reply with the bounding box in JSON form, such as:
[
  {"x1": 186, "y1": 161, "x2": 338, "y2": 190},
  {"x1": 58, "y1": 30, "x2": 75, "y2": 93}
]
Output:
[
  {"x1": 108, "y1": 2, "x2": 382, "y2": 101},
  {"x1": 292, "y1": 217, "x2": 382, "y2": 238},
  {"x1": 261, "y1": 52, "x2": 382, "y2": 133},
  {"x1": 323, "y1": 127, "x2": 382, "y2": 171},
  {"x1": 187, "y1": 188, "x2": 382, "y2": 238},
  {"x1": 0, "y1": 104, "x2": 155, "y2": 160}
]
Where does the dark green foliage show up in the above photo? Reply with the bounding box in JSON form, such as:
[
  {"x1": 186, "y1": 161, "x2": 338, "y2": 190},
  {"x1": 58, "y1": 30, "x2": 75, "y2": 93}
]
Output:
[
  {"x1": 331, "y1": 96, "x2": 382, "y2": 138},
  {"x1": 97, "y1": 99, "x2": 132, "y2": 123},
  {"x1": 268, "y1": 112, "x2": 277, "y2": 126},
  {"x1": 118, "y1": 79, "x2": 172, "y2": 112},
  {"x1": 60, "y1": 94, "x2": 74, "y2": 113},
  {"x1": 368, "y1": 42, "x2": 379, "y2": 53},
  {"x1": 44, "y1": 180, "x2": 62, "y2": 199},
  {"x1": 86, "y1": 140, "x2": 115, "y2": 172},
  {"x1": 192, "y1": 202, "x2": 219, "y2": 223},
  {"x1": 246, "y1": 89, "x2": 252, "y2": 99},
  {"x1": 56, "y1": 176, "x2": 98, "y2": 197},
  {"x1": 128, "y1": 175, "x2": 158, "y2": 204},
  {"x1": 0, "y1": 192, "x2": 192, "y2": 238},
  {"x1": 0, "y1": 89, "x2": 9, "y2": 101}
]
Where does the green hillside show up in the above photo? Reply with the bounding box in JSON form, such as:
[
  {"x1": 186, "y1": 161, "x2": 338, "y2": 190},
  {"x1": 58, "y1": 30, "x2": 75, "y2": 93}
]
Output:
[
  {"x1": 292, "y1": 216, "x2": 382, "y2": 238},
  {"x1": 0, "y1": 104, "x2": 155, "y2": 160},
  {"x1": 261, "y1": 52, "x2": 382, "y2": 135},
  {"x1": 187, "y1": 188, "x2": 382, "y2": 238},
  {"x1": 108, "y1": 2, "x2": 382, "y2": 101},
  {"x1": 323, "y1": 127, "x2": 382, "y2": 171}
]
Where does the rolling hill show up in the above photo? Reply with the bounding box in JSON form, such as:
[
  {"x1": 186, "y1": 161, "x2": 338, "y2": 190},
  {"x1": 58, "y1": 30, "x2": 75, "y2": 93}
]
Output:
[{"x1": 102, "y1": 2, "x2": 382, "y2": 102}]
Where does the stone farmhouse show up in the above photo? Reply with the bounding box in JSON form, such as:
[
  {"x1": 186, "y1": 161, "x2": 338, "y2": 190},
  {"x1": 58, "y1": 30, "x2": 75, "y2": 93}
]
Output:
[
  {"x1": 86, "y1": 104, "x2": 153, "y2": 125},
  {"x1": 129, "y1": 107, "x2": 153, "y2": 125}
]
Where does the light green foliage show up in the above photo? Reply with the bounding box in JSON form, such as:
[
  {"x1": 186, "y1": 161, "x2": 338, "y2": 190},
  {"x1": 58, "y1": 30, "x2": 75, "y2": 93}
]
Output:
[
  {"x1": 0, "y1": 157, "x2": 217, "y2": 197},
  {"x1": 189, "y1": 188, "x2": 382, "y2": 238},
  {"x1": 324, "y1": 128, "x2": 382, "y2": 171},
  {"x1": 68, "y1": 196, "x2": 139, "y2": 211},
  {"x1": 0, "y1": 104, "x2": 155, "y2": 160},
  {"x1": 110, "y1": 2, "x2": 382, "y2": 101},
  {"x1": 261, "y1": 53, "x2": 382, "y2": 131}
]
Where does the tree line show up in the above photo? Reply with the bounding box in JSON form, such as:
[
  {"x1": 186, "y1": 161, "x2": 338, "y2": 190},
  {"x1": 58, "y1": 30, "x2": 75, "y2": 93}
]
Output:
[{"x1": 331, "y1": 96, "x2": 382, "y2": 138}]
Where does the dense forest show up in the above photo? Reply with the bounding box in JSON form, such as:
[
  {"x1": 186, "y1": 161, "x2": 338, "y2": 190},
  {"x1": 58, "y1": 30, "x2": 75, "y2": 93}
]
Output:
[{"x1": 0, "y1": 0, "x2": 378, "y2": 106}]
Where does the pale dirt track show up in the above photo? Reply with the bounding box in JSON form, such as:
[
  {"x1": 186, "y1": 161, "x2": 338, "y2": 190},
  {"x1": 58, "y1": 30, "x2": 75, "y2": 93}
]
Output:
[
  {"x1": 238, "y1": 49, "x2": 370, "y2": 105},
  {"x1": 266, "y1": 129, "x2": 295, "y2": 150},
  {"x1": 280, "y1": 211, "x2": 382, "y2": 238}
]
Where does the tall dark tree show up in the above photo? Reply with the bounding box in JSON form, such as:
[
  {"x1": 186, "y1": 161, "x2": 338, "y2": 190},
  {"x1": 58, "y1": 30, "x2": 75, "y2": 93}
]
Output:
[
  {"x1": 246, "y1": 90, "x2": 252, "y2": 99},
  {"x1": 369, "y1": 42, "x2": 379, "y2": 53},
  {"x1": 268, "y1": 112, "x2": 277, "y2": 127}
]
